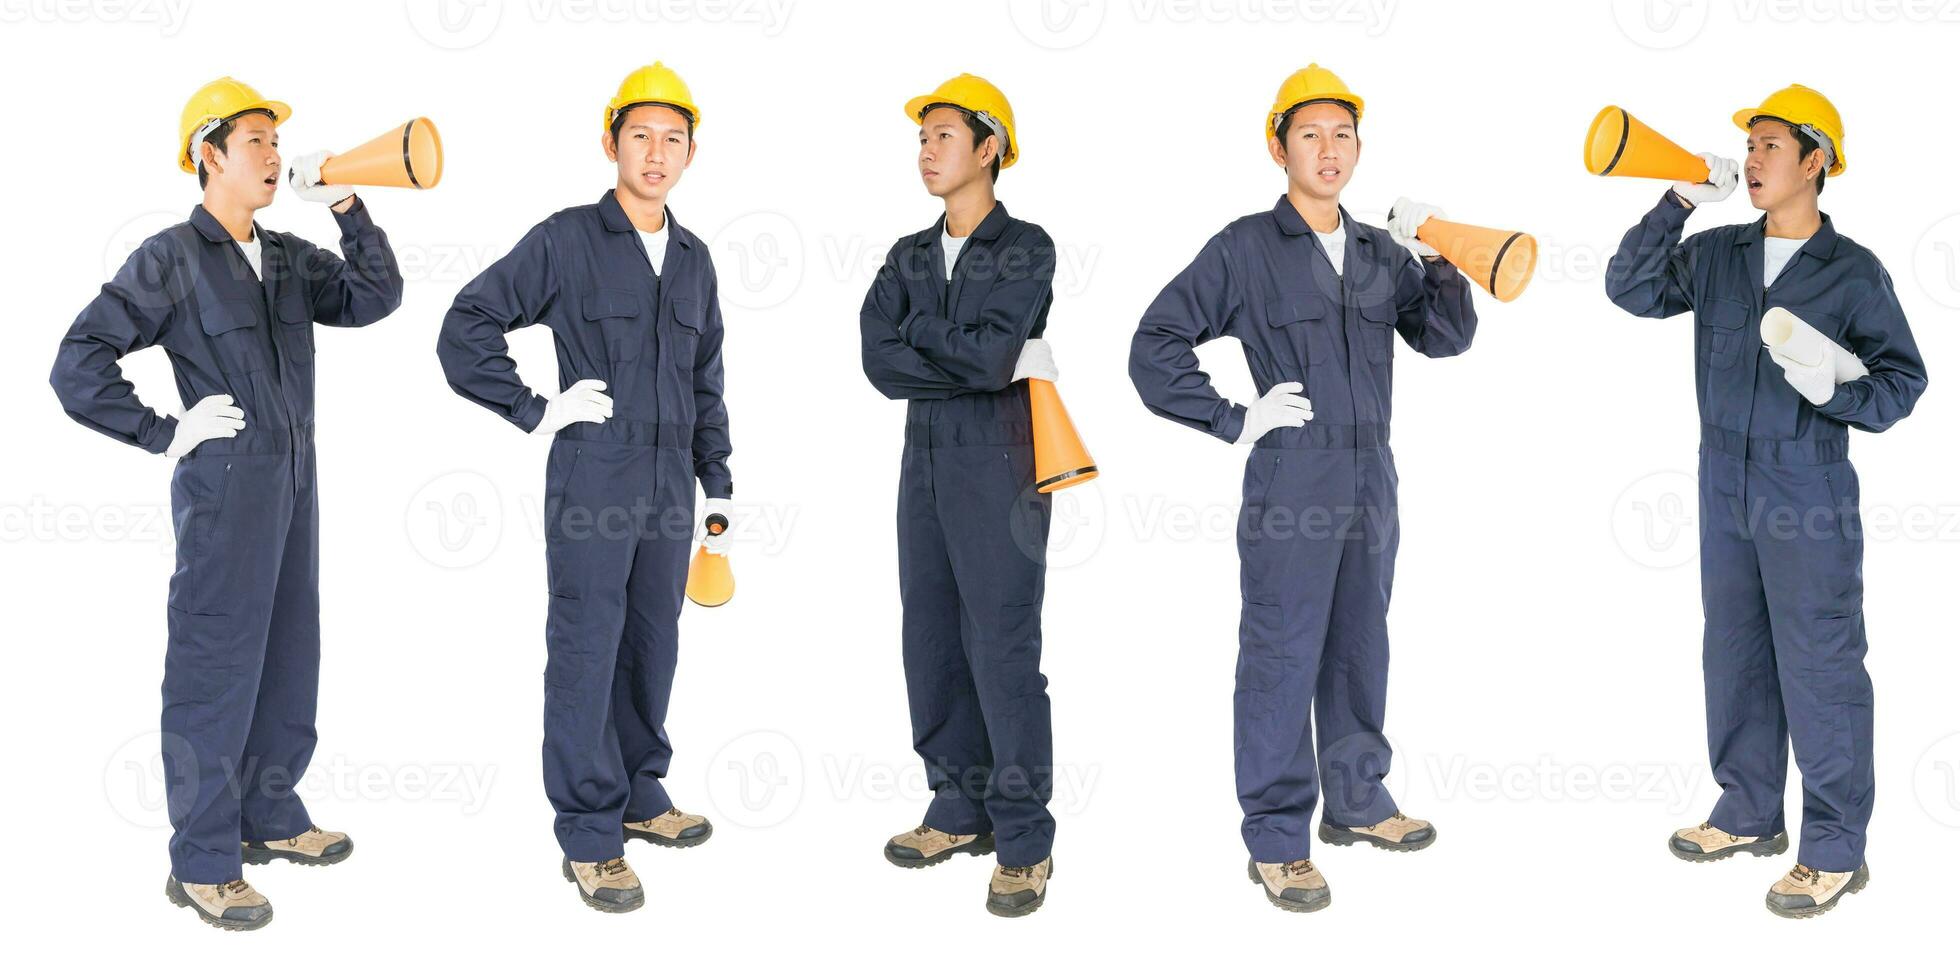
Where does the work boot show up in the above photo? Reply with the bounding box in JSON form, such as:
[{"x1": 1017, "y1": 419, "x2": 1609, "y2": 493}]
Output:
[
  {"x1": 1248, "y1": 858, "x2": 1331, "y2": 913},
  {"x1": 624, "y1": 808, "x2": 714, "y2": 848},
  {"x1": 165, "y1": 876, "x2": 273, "y2": 931},
  {"x1": 1668, "y1": 821, "x2": 1789, "y2": 863},
  {"x1": 883, "y1": 824, "x2": 995, "y2": 869},
  {"x1": 986, "y1": 856, "x2": 1052, "y2": 917},
  {"x1": 1318, "y1": 811, "x2": 1436, "y2": 852},
  {"x1": 242, "y1": 826, "x2": 354, "y2": 867},
  {"x1": 561, "y1": 856, "x2": 645, "y2": 913},
  {"x1": 1765, "y1": 863, "x2": 1869, "y2": 919}
]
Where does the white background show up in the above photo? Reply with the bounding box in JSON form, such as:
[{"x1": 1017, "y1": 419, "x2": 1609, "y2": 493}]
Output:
[{"x1": 2, "y1": 0, "x2": 1956, "y2": 973}]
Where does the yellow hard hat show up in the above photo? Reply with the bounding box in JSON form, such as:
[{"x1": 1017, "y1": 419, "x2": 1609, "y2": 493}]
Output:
[
  {"x1": 1733, "y1": 83, "x2": 1845, "y2": 176},
  {"x1": 605, "y1": 62, "x2": 702, "y2": 136},
  {"x1": 904, "y1": 73, "x2": 1018, "y2": 169},
  {"x1": 179, "y1": 77, "x2": 291, "y2": 174},
  {"x1": 1267, "y1": 64, "x2": 1364, "y2": 142}
]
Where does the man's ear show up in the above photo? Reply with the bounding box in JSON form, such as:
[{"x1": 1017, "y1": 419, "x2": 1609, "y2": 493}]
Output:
[
  {"x1": 684, "y1": 138, "x2": 698, "y2": 167},
  {"x1": 980, "y1": 134, "x2": 1000, "y2": 170},
  {"x1": 1267, "y1": 134, "x2": 1286, "y2": 168},
  {"x1": 601, "y1": 131, "x2": 618, "y2": 163},
  {"x1": 1804, "y1": 147, "x2": 1827, "y2": 181},
  {"x1": 200, "y1": 139, "x2": 223, "y2": 177}
]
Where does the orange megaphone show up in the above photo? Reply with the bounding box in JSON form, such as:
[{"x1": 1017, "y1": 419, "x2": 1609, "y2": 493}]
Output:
[
  {"x1": 1393, "y1": 209, "x2": 1538, "y2": 303},
  {"x1": 684, "y1": 510, "x2": 733, "y2": 607},
  {"x1": 310, "y1": 118, "x2": 444, "y2": 190},
  {"x1": 1030, "y1": 379, "x2": 1098, "y2": 493},
  {"x1": 1584, "y1": 106, "x2": 1709, "y2": 183}
]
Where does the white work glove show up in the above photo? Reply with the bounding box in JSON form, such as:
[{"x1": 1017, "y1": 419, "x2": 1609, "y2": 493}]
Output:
[
  {"x1": 1778, "y1": 358, "x2": 1837, "y2": 406},
  {"x1": 287, "y1": 151, "x2": 355, "y2": 207},
  {"x1": 536, "y1": 379, "x2": 613, "y2": 435},
  {"x1": 1235, "y1": 381, "x2": 1313, "y2": 445},
  {"x1": 1387, "y1": 197, "x2": 1443, "y2": 258},
  {"x1": 164, "y1": 394, "x2": 245, "y2": 458},
  {"x1": 1011, "y1": 337, "x2": 1058, "y2": 383},
  {"x1": 1672, "y1": 153, "x2": 1738, "y2": 207},
  {"x1": 699, "y1": 498, "x2": 733, "y2": 556}
]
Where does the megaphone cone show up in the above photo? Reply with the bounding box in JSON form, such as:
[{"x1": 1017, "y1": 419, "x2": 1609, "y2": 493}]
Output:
[
  {"x1": 1584, "y1": 106, "x2": 1708, "y2": 183},
  {"x1": 685, "y1": 513, "x2": 733, "y2": 607},
  {"x1": 315, "y1": 118, "x2": 444, "y2": 190},
  {"x1": 1401, "y1": 213, "x2": 1538, "y2": 303},
  {"x1": 1029, "y1": 379, "x2": 1097, "y2": 493}
]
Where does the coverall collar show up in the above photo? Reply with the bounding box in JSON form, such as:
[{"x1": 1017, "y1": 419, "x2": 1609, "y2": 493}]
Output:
[
  {"x1": 598, "y1": 190, "x2": 690, "y2": 249},
  {"x1": 1736, "y1": 209, "x2": 1840, "y2": 263},
  {"x1": 933, "y1": 200, "x2": 1012, "y2": 243},
  {"x1": 1271, "y1": 196, "x2": 1368, "y2": 246},
  {"x1": 190, "y1": 203, "x2": 261, "y2": 245}
]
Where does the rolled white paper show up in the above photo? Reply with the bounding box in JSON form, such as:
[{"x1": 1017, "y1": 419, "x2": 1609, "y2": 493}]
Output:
[{"x1": 1760, "y1": 306, "x2": 1868, "y2": 383}]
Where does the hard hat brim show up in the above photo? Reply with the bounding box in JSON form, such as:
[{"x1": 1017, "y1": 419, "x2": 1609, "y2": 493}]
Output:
[
  {"x1": 179, "y1": 99, "x2": 293, "y2": 173},
  {"x1": 1732, "y1": 107, "x2": 1845, "y2": 176},
  {"x1": 1268, "y1": 93, "x2": 1365, "y2": 140}
]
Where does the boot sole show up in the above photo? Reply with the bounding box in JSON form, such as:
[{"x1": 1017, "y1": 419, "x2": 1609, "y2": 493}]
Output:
[
  {"x1": 241, "y1": 839, "x2": 354, "y2": 867},
  {"x1": 1247, "y1": 860, "x2": 1331, "y2": 913},
  {"x1": 1766, "y1": 865, "x2": 1869, "y2": 919},
  {"x1": 625, "y1": 823, "x2": 713, "y2": 849},
  {"x1": 1669, "y1": 831, "x2": 1788, "y2": 863},
  {"x1": 986, "y1": 858, "x2": 1052, "y2": 918},
  {"x1": 1317, "y1": 822, "x2": 1436, "y2": 852},
  {"x1": 560, "y1": 859, "x2": 645, "y2": 913},
  {"x1": 165, "y1": 876, "x2": 272, "y2": 932},
  {"x1": 884, "y1": 832, "x2": 996, "y2": 869}
]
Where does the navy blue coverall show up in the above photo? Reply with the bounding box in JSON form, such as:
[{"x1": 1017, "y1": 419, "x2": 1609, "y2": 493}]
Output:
[
  {"x1": 1607, "y1": 192, "x2": 1926, "y2": 872},
  {"x1": 1131, "y1": 197, "x2": 1476, "y2": 862},
  {"x1": 860, "y1": 202, "x2": 1057, "y2": 868},
  {"x1": 438, "y1": 191, "x2": 732, "y2": 862},
  {"x1": 50, "y1": 202, "x2": 402, "y2": 884}
]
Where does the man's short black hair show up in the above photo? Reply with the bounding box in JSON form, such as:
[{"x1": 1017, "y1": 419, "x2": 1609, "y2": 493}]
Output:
[
  {"x1": 920, "y1": 102, "x2": 1002, "y2": 182},
  {"x1": 1274, "y1": 99, "x2": 1359, "y2": 147},
  {"x1": 609, "y1": 102, "x2": 696, "y2": 147},
  {"x1": 1752, "y1": 115, "x2": 1827, "y2": 195},
  {"x1": 196, "y1": 108, "x2": 276, "y2": 189}
]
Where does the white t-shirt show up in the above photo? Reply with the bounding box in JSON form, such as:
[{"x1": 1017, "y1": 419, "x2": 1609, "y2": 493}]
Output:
[
  {"x1": 942, "y1": 230, "x2": 968, "y2": 282},
  {"x1": 638, "y1": 225, "x2": 669, "y2": 277},
  {"x1": 1313, "y1": 217, "x2": 1345, "y2": 277},
  {"x1": 1763, "y1": 236, "x2": 1807, "y2": 289},
  {"x1": 235, "y1": 234, "x2": 262, "y2": 280}
]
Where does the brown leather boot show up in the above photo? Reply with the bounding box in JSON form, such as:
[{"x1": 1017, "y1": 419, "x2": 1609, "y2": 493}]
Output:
[
  {"x1": 1765, "y1": 863, "x2": 1869, "y2": 918},
  {"x1": 1248, "y1": 858, "x2": 1331, "y2": 913},
  {"x1": 165, "y1": 876, "x2": 273, "y2": 931},
  {"x1": 624, "y1": 808, "x2": 713, "y2": 848},
  {"x1": 242, "y1": 826, "x2": 354, "y2": 866},
  {"x1": 884, "y1": 824, "x2": 995, "y2": 869},
  {"x1": 561, "y1": 857, "x2": 645, "y2": 913},
  {"x1": 1318, "y1": 811, "x2": 1436, "y2": 852},
  {"x1": 986, "y1": 857, "x2": 1052, "y2": 917},
  {"x1": 1668, "y1": 821, "x2": 1789, "y2": 862}
]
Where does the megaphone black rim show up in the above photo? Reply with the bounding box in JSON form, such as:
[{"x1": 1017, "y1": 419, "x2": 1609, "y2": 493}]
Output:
[
  {"x1": 1488, "y1": 232, "x2": 1527, "y2": 298},
  {"x1": 1035, "y1": 465, "x2": 1098, "y2": 491},
  {"x1": 1595, "y1": 107, "x2": 1632, "y2": 176},
  {"x1": 401, "y1": 119, "x2": 425, "y2": 189}
]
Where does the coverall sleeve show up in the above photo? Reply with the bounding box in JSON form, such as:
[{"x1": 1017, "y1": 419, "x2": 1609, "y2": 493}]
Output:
[
  {"x1": 48, "y1": 240, "x2": 182, "y2": 453},
  {"x1": 897, "y1": 228, "x2": 1057, "y2": 391},
  {"x1": 692, "y1": 269, "x2": 734, "y2": 499},
  {"x1": 1393, "y1": 253, "x2": 1478, "y2": 357},
  {"x1": 1605, "y1": 191, "x2": 1700, "y2": 319},
  {"x1": 1129, "y1": 234, "x2": 1250, "y2": 443},
  {"x1": 860, "y1": 244, "x2": 966, "y2": 400},
  {"x1": 1815, "y1": 267, "x2": 1928, "y2": 433},
  {"x1": 437, "y1": 223, "x2": 557, "y2": 432},
  {"x1": 289, "y1": 198, "x2": 404, "y2": 327}
]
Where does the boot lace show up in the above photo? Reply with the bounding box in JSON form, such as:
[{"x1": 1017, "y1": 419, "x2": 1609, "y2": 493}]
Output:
[
  {"x1": 1284, "y1": 859, "x2": 1316, "y2": 878},
  {"x1": 1787, "y1": 864, "x2": 1820, "y2": 885},
  {"x1": 596, "y1": 858, "x2": 629, "y2": 878}
]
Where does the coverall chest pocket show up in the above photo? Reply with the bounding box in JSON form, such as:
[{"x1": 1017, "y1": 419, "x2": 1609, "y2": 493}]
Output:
[
  {"x1": 666, "y1": 299, "x2": 702, "y2": 374},
  {"x1": 583, "y1": 288, "x2": 645, "y2": 362},
  {"x1": 1360, "y1": 301, "x2": 1397, "y2": 364},
  {"x1": 1266, "y1": 292, "x2": 1329, "y2": 369},
  {"x1": 275, "y1": 290, "x2": 314, "y2": 363},
  {"x1": 1701, "y1": 298, "x2": 1749, "y2": 369},
  {"x1": 199, "y1": 300, "x2": 264, "y2": 375}
]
